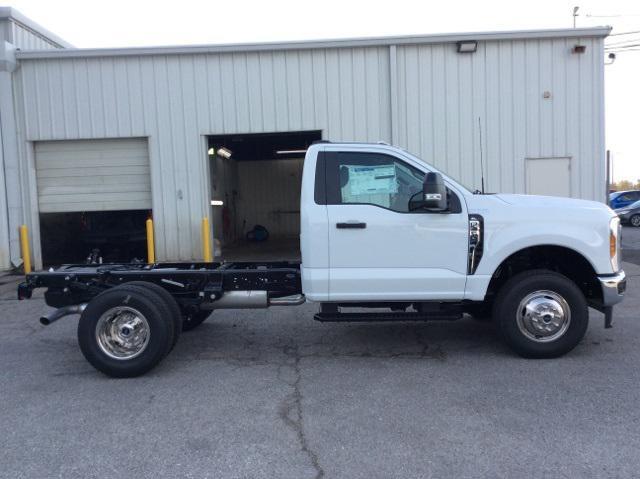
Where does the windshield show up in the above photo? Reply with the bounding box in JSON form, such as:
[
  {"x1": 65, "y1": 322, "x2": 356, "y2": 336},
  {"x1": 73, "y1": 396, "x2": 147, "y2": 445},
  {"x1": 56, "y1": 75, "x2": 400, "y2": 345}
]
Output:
[{"x1": 399, "y1": 149, "x2": 473, "y2": 194}]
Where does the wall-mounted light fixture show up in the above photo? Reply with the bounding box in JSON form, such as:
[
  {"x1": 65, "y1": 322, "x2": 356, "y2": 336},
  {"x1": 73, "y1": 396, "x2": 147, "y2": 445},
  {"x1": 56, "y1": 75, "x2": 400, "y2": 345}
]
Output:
[
  {"x1": 217, "y1": 147, "x2": 232, "y2": 159},
  {"x1": 210, "y1": 200, "x2": 224, "y2": 206},
  {"x1": 457, "y1": 41, "x2": 477, "y2": 53},
  {"x1": 207, "y1": 147, "x2": 215, "y2": 155},
  {"x1": 572, "y1": 44, "x2": 586, "y2": 54}
]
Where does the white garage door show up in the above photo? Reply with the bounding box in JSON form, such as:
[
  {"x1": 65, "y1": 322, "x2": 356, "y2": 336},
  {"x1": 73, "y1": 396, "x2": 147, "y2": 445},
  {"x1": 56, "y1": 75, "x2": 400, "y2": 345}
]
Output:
[
  {"x1": 35, "y1": 138, "x2": 151, "y2": 213},
  {"x1": 525, "y1": 157, "x2": 571, "y2": 197}
]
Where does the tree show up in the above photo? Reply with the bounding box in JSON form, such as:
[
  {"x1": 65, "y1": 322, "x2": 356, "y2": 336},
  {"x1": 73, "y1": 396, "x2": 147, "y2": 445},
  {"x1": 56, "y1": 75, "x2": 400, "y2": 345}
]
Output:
[{"x1": 611, "y1": 180, "x2": 640, "y2": 191}]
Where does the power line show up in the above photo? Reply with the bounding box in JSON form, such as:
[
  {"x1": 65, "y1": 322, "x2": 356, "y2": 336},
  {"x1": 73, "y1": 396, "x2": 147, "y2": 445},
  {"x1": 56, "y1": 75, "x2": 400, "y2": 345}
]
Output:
[
  {"x1": 606, "y1": 37, "x2": 640, "y2": 46},
  {"x1": 609, "y1": 30, "x2": 640, "y2": 36},
  {"x1": 605, "y1": 43, "x2": 640, "y2": 49},
  {"x1": 586, "y1": 14, "x2": 640, "y2": 18}
]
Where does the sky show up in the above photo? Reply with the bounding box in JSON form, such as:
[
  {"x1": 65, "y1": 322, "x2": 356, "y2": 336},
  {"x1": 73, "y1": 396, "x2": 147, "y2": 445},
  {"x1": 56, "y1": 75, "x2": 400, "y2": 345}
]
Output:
[{"x1": 7, "y1": 0, "x2": 640, "y2": 182}]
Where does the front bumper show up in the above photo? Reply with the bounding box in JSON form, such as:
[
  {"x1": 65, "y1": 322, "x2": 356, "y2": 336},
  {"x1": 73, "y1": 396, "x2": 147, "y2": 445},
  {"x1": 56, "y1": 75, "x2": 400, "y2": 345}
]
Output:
[{"x1": 598, "y1": 270, "x2": 626, "y2": 307}]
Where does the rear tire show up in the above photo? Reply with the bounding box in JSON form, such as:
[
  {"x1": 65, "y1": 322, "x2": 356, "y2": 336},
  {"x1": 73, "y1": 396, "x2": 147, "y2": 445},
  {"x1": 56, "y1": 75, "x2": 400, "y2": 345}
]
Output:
[
  {"x1": 122, "y1": 281, "x2": 182, "y2": 349},
  {"x1": 182, "y1": 310, "x2": 212, "y2": 331},
  {"x1": 493, "y1": 269, "x2": 588, "y2": 358},
  {"x1": 77, "y1": 285, "x2": 174, "y2": 377}
]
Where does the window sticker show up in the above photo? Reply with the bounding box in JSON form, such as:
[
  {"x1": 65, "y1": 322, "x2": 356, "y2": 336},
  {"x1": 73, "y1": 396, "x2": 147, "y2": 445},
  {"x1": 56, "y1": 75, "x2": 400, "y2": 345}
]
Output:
[{"x1": 344, "y1": 165, "x2": 398, "y2": 196}]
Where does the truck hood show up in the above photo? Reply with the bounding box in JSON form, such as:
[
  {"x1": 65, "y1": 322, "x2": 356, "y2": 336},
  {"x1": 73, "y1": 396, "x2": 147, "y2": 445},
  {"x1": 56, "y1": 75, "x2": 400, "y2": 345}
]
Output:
[{"x1": 494, "y1": 193, "x2": 610, "y2": 213}]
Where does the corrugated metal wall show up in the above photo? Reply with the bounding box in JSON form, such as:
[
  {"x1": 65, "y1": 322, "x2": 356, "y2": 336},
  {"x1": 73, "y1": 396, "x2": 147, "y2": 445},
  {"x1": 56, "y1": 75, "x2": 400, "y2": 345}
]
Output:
[
  {"x1": 395, "y1": 37, "x2": 605, "y2": 196},
  {"x1": 10, "y1": 34, "x2": 606, "y2": 264}
]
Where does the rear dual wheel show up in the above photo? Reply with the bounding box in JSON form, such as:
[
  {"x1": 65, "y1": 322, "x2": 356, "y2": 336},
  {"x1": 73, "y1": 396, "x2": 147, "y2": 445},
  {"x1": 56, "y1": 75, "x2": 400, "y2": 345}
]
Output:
[{"x1": 77, "y1": 283, "x2": 181, "y2": 378}]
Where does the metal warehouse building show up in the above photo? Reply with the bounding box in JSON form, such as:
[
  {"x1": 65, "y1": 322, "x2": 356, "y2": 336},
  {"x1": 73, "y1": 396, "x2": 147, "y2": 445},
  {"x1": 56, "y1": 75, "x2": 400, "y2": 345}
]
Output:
[{"x1": 0, "y1": 7, "x2": 610, "y2": 270}]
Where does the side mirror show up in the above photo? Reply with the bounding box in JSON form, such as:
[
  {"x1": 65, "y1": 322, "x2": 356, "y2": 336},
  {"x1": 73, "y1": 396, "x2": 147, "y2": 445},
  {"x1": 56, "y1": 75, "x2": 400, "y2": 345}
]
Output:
[
  {"x1": 423, "y1": 172, "x2": 448, "y2": 210},
  {"x1": 409, "y1": 172, "x2": 449, "y2": 212}
]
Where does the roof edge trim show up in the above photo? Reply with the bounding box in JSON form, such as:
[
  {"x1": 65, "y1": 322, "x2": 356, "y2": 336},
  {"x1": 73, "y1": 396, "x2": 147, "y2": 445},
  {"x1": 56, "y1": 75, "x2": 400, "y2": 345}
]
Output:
[{"x1": 14, "y1": 26, "x2": 610, "y2": 60}]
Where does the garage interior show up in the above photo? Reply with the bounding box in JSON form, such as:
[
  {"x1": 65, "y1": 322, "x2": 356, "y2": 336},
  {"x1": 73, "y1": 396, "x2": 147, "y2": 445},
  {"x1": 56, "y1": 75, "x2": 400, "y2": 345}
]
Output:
[
  {"x1": 39, "y1": 210, "x2": 149, "y2": 266},
  {"x1": 208, "y1": 131, "x2": 321, "y2": 262}
]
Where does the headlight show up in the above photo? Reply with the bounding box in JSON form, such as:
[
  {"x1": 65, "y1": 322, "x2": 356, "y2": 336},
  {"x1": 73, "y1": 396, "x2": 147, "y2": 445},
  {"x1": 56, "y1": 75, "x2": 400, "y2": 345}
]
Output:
[{"x1": 610, "y1": 217, "x2": 621, "y2": 271}]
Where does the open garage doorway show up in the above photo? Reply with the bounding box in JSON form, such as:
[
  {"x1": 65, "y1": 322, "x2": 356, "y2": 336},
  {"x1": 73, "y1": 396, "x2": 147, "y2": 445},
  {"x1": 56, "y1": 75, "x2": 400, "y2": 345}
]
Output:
[
  {"x1": 39, "y1": 210, "x2": 151, "y2": 266},
  {"x1": 207, "y1": 130, "x2": 321, "y2": 262}
]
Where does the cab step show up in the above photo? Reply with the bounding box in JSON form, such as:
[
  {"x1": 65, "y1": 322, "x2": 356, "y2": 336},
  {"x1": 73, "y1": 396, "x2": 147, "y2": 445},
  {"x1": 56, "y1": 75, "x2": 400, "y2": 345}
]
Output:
[{"x1": 313, "y1": 311, "x2": 462, "y2": 322}]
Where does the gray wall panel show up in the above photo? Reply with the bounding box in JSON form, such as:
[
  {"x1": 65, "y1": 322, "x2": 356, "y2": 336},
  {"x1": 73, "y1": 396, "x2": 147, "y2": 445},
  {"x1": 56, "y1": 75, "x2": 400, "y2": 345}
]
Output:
[{"x1": 395, "y1": 37, "x2": 604, "y2": 197}]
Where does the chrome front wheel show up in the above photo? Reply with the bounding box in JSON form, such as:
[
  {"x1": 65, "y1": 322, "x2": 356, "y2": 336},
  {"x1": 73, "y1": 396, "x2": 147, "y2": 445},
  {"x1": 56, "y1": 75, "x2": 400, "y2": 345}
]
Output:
[{"x1": 516, "y1": 290, "x2": 571, "y2": 343}]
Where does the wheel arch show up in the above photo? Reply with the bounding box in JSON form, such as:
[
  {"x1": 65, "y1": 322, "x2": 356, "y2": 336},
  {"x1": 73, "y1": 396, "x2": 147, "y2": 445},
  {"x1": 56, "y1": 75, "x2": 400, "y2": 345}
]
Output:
[{"x1": 484, "y1": 244, "x2": 602, "y2": 305}]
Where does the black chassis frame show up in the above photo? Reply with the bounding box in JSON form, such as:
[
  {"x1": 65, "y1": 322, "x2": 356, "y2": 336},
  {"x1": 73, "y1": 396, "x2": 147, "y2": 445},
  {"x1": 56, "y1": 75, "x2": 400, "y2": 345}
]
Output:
[{"x1": 18, "y1": 261, "x2": 302, "y2": 314}]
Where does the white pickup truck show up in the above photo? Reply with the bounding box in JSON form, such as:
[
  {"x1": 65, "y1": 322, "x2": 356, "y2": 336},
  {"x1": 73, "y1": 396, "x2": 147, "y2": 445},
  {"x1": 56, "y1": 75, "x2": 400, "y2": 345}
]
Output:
[{"x1": 19, "y1": 142, "x2": 627, "y2": 377}]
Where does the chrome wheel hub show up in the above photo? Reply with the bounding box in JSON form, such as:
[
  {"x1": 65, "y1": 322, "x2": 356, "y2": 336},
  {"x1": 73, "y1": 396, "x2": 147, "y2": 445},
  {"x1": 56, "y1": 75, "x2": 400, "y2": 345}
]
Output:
[
  {"x1": 95, "y1": 306, "x2": 151, "y2": 360},
  {"x1": 631, "y1": 216, "x2": 640, "y2": 227},
  {"x1": 516, "y1": 290, "x2": 571, "y2": 343}
]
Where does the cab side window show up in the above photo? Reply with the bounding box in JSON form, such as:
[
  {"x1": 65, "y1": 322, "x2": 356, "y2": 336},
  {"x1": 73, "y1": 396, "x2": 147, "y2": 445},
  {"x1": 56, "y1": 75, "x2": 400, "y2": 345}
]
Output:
[{"x1": 323, "y1": 151, "x2": 460, "y2": 213}]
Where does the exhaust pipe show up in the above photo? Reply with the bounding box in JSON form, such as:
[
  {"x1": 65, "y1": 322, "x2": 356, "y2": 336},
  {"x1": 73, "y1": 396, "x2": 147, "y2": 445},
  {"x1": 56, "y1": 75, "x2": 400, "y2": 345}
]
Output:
[
  {"x1": 201, "y1": 291, "x2": 306, "y2": 309},
  {"x1": 40, "y1": 304, "x2": 87, "y2": 326},
  {"x1": 269, "y1": 294, "x2": 306, "y2": 306},
  {"x1": 201, "y1": 291, "x2": 268, "y2": 310}
]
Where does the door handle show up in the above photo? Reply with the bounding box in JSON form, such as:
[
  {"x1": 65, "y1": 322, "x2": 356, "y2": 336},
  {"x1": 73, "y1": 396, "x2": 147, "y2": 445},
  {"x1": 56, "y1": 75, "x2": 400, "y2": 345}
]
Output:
[{"x1": 336, "y1": 222, "x2": 367, "y2": 229}]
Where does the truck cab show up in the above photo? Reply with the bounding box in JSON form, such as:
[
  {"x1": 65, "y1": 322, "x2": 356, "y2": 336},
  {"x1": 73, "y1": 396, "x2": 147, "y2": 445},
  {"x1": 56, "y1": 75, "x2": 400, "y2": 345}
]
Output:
[{"x1": 301, "y1": 142, "x2": 626, "y2": 355}]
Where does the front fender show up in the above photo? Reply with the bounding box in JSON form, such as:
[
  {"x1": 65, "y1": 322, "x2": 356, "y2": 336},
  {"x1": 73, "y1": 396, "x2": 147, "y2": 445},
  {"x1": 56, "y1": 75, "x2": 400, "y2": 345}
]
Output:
[{"x1": 464, "y1": 219, "x2": 611, "y2": 301}]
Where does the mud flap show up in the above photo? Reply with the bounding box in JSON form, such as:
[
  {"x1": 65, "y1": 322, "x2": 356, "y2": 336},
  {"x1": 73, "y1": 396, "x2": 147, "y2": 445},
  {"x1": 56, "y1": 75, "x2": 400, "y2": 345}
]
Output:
[{"x1": 604, "y1": 306, "x2": 613, "y2": 329}]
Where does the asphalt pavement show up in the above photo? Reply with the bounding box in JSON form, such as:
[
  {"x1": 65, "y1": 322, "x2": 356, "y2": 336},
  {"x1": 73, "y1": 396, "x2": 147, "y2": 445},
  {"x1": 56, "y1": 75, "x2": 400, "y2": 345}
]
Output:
[{"x1": 1, "y1": 245, "x2": 639, "y2": 478}]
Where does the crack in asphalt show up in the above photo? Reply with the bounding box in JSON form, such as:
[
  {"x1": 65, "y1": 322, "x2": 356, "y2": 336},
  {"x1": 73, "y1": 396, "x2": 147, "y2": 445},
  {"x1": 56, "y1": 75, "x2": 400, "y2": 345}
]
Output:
[{"x1": 279, "y1": 344, "x2": 325, "y2": 479}]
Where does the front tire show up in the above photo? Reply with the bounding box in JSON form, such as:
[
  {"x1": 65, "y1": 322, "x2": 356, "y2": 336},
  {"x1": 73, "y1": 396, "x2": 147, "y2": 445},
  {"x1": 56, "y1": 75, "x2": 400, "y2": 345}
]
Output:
[
  {"x1": 78, "y1": 285, "x2": 175, "y2": 377},
  {"x1": 493, "y1": 270, "x2": 588, "y2": 358},
  {"x1": 630, "y1": 214, "x2": 640, "y2": 227}
]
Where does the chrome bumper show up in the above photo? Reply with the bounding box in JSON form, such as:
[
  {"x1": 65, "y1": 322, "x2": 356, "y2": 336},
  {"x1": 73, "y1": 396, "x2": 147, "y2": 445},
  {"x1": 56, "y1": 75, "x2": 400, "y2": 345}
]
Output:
[{"x1": 598, "y1": 270, "x2": 626, "y2": 307}]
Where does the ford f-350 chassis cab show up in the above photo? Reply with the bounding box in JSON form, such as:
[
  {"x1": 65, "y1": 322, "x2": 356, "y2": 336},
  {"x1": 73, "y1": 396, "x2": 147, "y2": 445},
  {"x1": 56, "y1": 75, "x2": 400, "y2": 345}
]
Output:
[{"x1": 19, "y1": 142, "x2": 627, "y2": 377}]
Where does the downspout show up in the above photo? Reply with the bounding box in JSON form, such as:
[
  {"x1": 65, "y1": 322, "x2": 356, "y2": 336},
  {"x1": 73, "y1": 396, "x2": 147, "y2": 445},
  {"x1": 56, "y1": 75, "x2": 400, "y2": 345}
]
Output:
[{"x1": 0, "y1": 41, "x2": 15, "y2": 271}]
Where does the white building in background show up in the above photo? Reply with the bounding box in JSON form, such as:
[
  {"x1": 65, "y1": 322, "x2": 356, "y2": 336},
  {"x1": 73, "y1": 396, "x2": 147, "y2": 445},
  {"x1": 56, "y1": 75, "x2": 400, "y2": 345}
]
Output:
[{"x1": 0, "y1": 7, "x2": 610, "y2": 270}]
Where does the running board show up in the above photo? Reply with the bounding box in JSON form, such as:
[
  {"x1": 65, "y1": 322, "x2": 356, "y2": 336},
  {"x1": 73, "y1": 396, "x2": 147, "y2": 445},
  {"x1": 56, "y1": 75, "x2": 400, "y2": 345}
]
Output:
[{"x1": 313, "y1": 312, "x2": 462, "y2": 322}]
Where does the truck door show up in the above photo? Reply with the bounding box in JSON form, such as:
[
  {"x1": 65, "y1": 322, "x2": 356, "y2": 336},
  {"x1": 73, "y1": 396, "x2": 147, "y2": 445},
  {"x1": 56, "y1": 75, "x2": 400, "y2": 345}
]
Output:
[{"x1": 323, "y1": 150, "x2": 469, "y2": 301}]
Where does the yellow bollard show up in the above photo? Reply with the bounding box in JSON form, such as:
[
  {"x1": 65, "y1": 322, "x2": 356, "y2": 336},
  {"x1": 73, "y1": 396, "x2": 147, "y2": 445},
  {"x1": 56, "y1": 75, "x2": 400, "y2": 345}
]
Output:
[
  {"x1": 19, "y1": 224, "x2": 32, "y2": 274},
  {"x1": 146, "y1": 218, "x2": 155, "y2": 264},
  {"x1": 202, "y1": 217, "x2": 212, "y2": 262}
]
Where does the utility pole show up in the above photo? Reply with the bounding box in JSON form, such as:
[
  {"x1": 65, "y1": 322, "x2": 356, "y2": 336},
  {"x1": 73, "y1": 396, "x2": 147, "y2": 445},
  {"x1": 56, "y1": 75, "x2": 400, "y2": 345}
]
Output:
[
  {"x1": 606, "y1": 150, "x2": 611, "y2": 202},
  {"x1": 573, "y1": 6, "x2": 580, "y2": 28}
]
